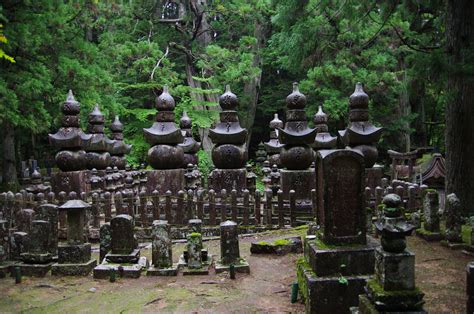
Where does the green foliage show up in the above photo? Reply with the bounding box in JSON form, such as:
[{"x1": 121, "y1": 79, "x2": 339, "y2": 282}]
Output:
[{"x1": 197, "y1": 149, "x2": 213, "y2": 187}]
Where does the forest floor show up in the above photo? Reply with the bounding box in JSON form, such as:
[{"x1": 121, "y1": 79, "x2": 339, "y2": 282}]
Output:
[{"x1": 0, "y1": 227, "x2": 470, "y2": 313}]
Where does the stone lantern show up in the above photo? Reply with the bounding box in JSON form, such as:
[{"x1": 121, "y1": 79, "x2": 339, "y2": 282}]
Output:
[{"x1": 52, "y1": 199, "x2": 97, "y2": 276}]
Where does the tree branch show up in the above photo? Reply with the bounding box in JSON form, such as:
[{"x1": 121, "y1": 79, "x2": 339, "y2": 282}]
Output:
[{"x1": 150, "y1": 46, "x2": 169, "y2": 81}]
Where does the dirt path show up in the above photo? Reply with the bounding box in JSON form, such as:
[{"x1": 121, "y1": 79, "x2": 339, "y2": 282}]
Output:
[{"x1": 0, "y1": 229, "x2": 469, "y2": 313}]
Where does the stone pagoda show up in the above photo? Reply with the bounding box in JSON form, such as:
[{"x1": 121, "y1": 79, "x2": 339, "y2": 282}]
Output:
[
  {"x1": 208, "y1": 85, "x2": 248, "y2": 196},
  {"x1": 339, "y1": 83, "x2": 383, "y2": 190},
  {"x1": 49, "y1": 90, "x2": 92, "y2": 195},
  {"x1": 264, "y1": 113, "x2": 284, "y2": 167},
  {"x1": 179, "y1": 111, "x2": 201, "y2": 167},
  {"x1": 144, "y1": 85, "x2": 185, "y2": 194},
  {"x1": 109, "y1": 116, "x2": 132, "y2": 170},
  {"x1": 311, "y1": 106, "x2": 337, "y2": 151},
  {"x1": 354, "y1": 194, "x2": 425, "y2": 313},
  {"x1": 297, "y1": 149, "x2": 377, "y2": 313},
  {"x1": 278, "y1": 83, "x2": 317, "y2": 212},
  {"x1": 84, "y1": 104, "x2": 115, "y2": 171}
]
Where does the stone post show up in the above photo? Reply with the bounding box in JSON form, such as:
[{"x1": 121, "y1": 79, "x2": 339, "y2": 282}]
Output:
[
  {"x1": 220, "y1": 220, "x2": 240, "y2": 265},
  {"x1": 187, "y1": 232, "x2": 203, "y2": 269}
]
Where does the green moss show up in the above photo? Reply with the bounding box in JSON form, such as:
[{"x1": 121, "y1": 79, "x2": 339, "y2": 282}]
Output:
[
  {"x1": 257, "y1": 241, "x2": 271, "y2": 245},
  {"x1": 189, "y1": 232, "x2": 201, "y2": 237},
  {"x1": 296, "y1": 256, "x2": 316, "y2": 302},
  {"x1": 367, "y1": 279, "x2": 422, "y2": 297},
  {"x1": 294, "y1": 225, "x2": 309, "y2": 231},
  {"x1": 462, "y1": 224, "x2": 471, "y2": 245},
  {"x1": 416, "y1": 228, "x2": 438, "y2": 236},
  {"x1": 425, "y1": 188, "x2": 436, "y2": 193},
  {"x1": 274, "y1": 239, "x2": 292, "y2": 246}
]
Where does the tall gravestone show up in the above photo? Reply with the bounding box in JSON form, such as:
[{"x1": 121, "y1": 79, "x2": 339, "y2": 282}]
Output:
[
  {"x1": 179, "y1": 112, "x2": 201, "y2": 167},
  {"x1": 208, "y1": 85, "x2": 248, "y2": 197},
  {"x1": 0, "y1": 219, "x2": 13, "y2": 278},
  {"x1": 49, "y1": 90, "x2": 92, "y2": 195},
  {"x1": 52, "y1": 199, "x2": 97, "y2": 276},
  {"x1": 264, "y1": 113, "x2": 284, "y2": 167},
  {"x1": 278, "y1": 83, "x2": 317, "y2": 216},
  {"x1": 147, "y1": 220, "x2": 178, "y2": 276},
  {"x1": 18, "y1": 220, "x2": 54, "y2": 277},
  {"x1": 215, "y1": 220, "x2": 249, "y2": 273},
  {"x1": 109, "y1": 116, "x2": 132, "y2": 170},
  {"x1": 297, "y1": 149, "x2": 377, "y2": 313},
  {"x1": 94, "y1": 214, "x2": 146, "y2": 279},
  {"x1": 144, "y1": 86, "x2": 185, "y2": 195}
]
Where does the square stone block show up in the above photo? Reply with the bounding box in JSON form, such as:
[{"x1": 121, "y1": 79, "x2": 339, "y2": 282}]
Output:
[
  {"x1": 93, "y1": 257, "x2": 147, "y2": 279},
  {"x1": 415, "y1": 228, "x2": 444, "y2": 242},
  {"x1": 51, "y1": 170, "x2": 90, "y2": 196},
  {"x1": 21, "y1": 252, "x2": 53, "y2": 264},
  {"x1": 18, "y1": 262, "x2": 52, "y2": 277},
  {"x1": 179, "y1": 254, "x2": 213, "y2": 275},
  {"x1": 208, "y1": 169, "x2": 246, "y2": 197},
  {"x1": 51, "y1": 259, "x2": 96, "y2": 276},
  {"x1": 147, "y1": 169, "x2": 185, "y2": 195},
  {"x1": 375, "y1": 247, "x2": 415, "y2": 291},
  {"x1": 58, "y1": 243, "x2": 92, "y2": 264},
  {"x1": 280, "y1": 169, "x2": 316, "y2": 202},
  {"x1": 308, "y1": 236, "x2": 377, "y2": 277},
  {"x1": 106, "y1": 249, "x2": 140, "y2": 264},
  {"x1": 364, "y1": 279, "x2": 425, "y2": 312},
  {"x1": 304, "y1": 271, "x2": 370, "y2": 314},
  {"x1": 215, "y1": 259, "x2": 250, "y2": 274}
]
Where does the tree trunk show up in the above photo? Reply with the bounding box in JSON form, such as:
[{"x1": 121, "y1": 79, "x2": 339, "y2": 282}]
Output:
[
  {"x1": 445, "y1": 0, "x2": 474, "y2": 216},
  {"x1": 409, "y1": 78, "x2": 427, "y2": 148},
  {"x1": 243, "y1": 18, "x2": 265, "y2": 148},
  {"x1": 2, "y1": 121, "x2": 18, "y2": 191}
]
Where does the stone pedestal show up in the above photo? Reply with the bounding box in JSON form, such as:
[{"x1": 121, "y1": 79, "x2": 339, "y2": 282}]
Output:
[
  {"x1": 51, "y1": 243, "x2": 97, "y2": 276},
  {"x1": 94, "y1": 214, "x2": 146, "y2": 279},
  {"x1": 51, "y1": 170, "x2": 90, "y2": 196},
  {"x1": 365, "y1": 166, "x2": 383, "y2": 192},
  {"x1": 146, "y1": 169, "x2": 185, "y2": 195},
  {"x1": 298, "y1": 236, "x2": 376, "y2": 314},
  {"x1": 208, "y1": 169, "x2": 246, "y2": 197},
  {"x1": 374, "y1": 247, "x2": 414, "y2": 291}
]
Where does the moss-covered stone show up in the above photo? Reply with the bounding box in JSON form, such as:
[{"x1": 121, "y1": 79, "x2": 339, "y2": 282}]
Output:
[{"x1": 366, "y1": 279, "x2": 424, "y2": 311}]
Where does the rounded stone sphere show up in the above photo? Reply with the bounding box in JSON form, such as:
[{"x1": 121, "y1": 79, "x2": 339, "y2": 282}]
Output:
[
  {"x1": 183, "y1": 153, "x2": 198, "y2": 168},
  {"x1": 268, "y1": 153, "x2": 281, "y2": 168},
  {"x1": 353, "y1": 144, "x2": 378, "y2": 168},
  {"x1": 212, "y1": 144, "x2": 247, "y2": 169},
  {"x1": 156, "y1": 86, "x2": 176, "y2": 111},
  {"x1": 110, "y1": 156, "x2": 126, "y2": 170},
  {"x1": 148, "y1": 145, "x2": 184, "y2": 169},
  {"x1": 280, "y1": 145, "x2": 313, "y2": 170},
  {"x1": 219, "y1": 87, "x2": 239, "y2": 111},
  {"x1": 381, "y1": 237, "x2": 406, "y2": 253},
  {"x1": 55, "y1": 150, "x2": 86, "y2": 171},
  {"x1": 286, "y1": 84, "x2": 307, "y2": 110},
  {"x1": 85, "y1": 151, "x2": 111, "y2": 170}
]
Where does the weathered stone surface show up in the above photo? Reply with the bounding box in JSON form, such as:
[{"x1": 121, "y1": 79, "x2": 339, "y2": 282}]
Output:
[
  {"x1": 51, "y1": 259, "x2": 96, "y2": 276},
  {"x1": 99, "y1": 223, "x2": 111, "y2": 263},
  {"x1": 298, "y1": 261, "x2": 370, "y2": 314},
  {"x1": 36, "y1": 204, "x2": 58, "y2": 255},
  {"x1": 18, "y1": 262, "x2": 52, "y2": 277},
  {"x1": 106, "y1": 249, "x2": 140, "y2": 264},
  {"x1": 151, "y1": 220, "x2": 172, "y2": 269},
  {"x1": 146, "y1": 169, "x2": 185, "y2": 195},
  {"x1": 317, "y1": 149, "x2": 366, "y2": 245},
  {"x1": 280, "y1": 169, "x2": 315, "y2": 202},
  {"x1": 0, "y1": 220, "x2": 9, "y2": 263},
  {"x1": 187, "y1": 232, "x2": 203, "y2": 269},
  {"x1": 375, "y1": 247, "x2": 415, "y2": 291},
  {"x1": 307, "y1": 237, "x2": 377, "y2": 277},
  {"x1": 58, "y1": 243, "x2": 92, "y2": 264},
  {"x1": 51, "y1": 170, "x2": 90, "y2": 196},
  {"x1": 21, "y1": 220, "x2": 52, "y2": 263},
  {"x1": 423, "y1": 190, "x2": 440, "y2": 232},
  {"x1": 10, "y1": 231, "x2": 29, "y2": 261},
  {"x1": 220, "y1": 220, "x2": 240, "y2": 265},
  {"x1": 111, "y1": 214, "x2": 137, "y2": 255},
  {"x1": 59, "y1": 199, "x2": 89, "y2": 245},
  {"x1": 16, "y1": 208, "x2": 35, "y2": 233},
  {"x1": 208, "y1": 169, "x2": 246, "y2": 197}
]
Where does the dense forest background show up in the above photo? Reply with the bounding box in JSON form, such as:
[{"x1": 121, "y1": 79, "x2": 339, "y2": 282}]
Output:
[{"x1": 0, "y1": 0, "x2": 472, "y2": 212}]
